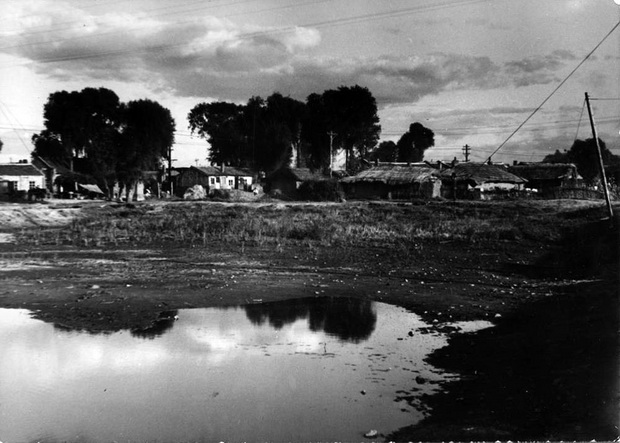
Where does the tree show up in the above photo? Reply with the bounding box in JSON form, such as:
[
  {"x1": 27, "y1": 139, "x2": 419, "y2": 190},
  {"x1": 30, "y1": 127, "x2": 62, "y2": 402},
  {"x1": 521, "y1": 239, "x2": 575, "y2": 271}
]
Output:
[
  {"x1": 396, "y1": 122, "x2": 435, "y2": 163},
  {"x1": 369, "y1": 140, "x2": 398, "y2": 162},
  {"x1": 32, "y1": 88, "x2": 174, "y2": 198},
  {"x1": 117, "y1": 99, "x2": 176, "y2": 197},
  {"x1": 188, "y1": 101, "x2": 245, "y2": 167},
  {"x1": 542, "y1": 138, "x2": 620, "y2": 185},
  {"x1": 323, "y1": 85, "x2": 381, "y2": 170},
  {"x1": 188, "y1": 93, "x2": 307, "y2": 172}
]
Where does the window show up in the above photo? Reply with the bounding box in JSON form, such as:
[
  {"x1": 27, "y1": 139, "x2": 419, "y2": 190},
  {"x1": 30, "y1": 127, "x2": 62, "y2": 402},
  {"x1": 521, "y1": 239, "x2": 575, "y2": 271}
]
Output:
[
  {"x1": 29, "y1": 181, "x2": 36, "y2": 189},
  {"x1": 228, "y1": 179, "x2": 234, "y2": 187},
  {"x1": 210, "y1": 177, "x2": 215, "y2": 185},
  {"x1": 216, "y1": 177, "x2": 220, "y2": 183}
]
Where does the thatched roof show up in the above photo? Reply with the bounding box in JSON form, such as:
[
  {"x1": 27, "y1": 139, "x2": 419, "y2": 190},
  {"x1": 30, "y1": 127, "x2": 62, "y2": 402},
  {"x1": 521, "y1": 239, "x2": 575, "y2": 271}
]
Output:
[
  {"x1": 440, "y1": 163, "x2": 526, "y2": 185},
  {"x1": 507, "y1": 163, "x2": 580, "y2": 181},
  {"x1": 341, "y1": 165, "x2": 439, "y2": 185}
]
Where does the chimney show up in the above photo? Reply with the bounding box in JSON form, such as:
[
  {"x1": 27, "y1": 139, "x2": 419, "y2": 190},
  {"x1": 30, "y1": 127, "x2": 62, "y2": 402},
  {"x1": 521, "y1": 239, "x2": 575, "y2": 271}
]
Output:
[
  {"x1": 437, "y1": 160, "x2": 443, "y2": 171},
  {"x1": 221, "y1": 162, "x2": 225, "y2": 173}
]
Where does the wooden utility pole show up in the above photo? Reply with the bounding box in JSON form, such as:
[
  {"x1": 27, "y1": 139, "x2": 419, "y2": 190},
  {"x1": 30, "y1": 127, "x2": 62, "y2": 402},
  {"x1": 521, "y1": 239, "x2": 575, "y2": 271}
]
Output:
[
  {"x1": 462, "y1": 144, "x2": 471, "y2": 162},
  {"x1": 168, "y1": 144, "x2": 174, "y2": 197},
  {"x1": 328, "y1": 131, "x2": 336, "y2": 177},
  {"x1": 585, "y1": 92, "x2": 614, "y2": 219}
]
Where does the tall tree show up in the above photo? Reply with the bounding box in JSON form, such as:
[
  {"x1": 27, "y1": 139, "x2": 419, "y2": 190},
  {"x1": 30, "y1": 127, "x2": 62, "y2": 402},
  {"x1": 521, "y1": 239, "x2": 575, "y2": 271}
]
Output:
[
  {"x1": 323, "y1": 85, "x2": 381, "y2": 170},
  {"x1": 32, "y1": 88, "x2": 174, "y2": 197},
  {"x1": 303, "y1": 86, "x2": 380, "y2": 173},
  {"x1": 396, "y1": 122, "x2": 435, "y2": 163},
  {"x1": 117, "y1": 99, "x2": 176, "y2": 196},
  {"x1": 369, "y1": 140, "x2": 398, "y2": 162},
  {"x1": 188, "y1": 101, "x2": 245, "y2": 167},
  {"x1": 542, "y1": 138, "x2": 620, "y2": 185}
]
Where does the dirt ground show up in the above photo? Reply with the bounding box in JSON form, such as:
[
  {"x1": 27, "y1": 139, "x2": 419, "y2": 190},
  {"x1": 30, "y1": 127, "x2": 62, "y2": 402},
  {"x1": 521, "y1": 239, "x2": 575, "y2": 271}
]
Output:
[{"x1": 0, "y1": 199, "x2": 618, "y2": 441}]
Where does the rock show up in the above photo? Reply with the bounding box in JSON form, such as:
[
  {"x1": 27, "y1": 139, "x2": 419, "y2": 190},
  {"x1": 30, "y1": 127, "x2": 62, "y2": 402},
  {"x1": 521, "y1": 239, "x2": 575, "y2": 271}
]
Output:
[
  {"x1": 364, "y1": 430, "x2": 378, "y2": 438},
  {"x1": 183, "y1": 184, "x2": 207, "y2": 200}
]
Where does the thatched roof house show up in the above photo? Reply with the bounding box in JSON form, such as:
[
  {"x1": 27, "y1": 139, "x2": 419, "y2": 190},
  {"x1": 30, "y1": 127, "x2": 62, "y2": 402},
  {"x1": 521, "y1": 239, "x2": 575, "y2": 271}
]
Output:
[
  {"x1": 440, "y1": 163, "x2": 527, "y2": 199},
  {"x1": 507, "y1": 163, "x2": 581, "y2": 195},
  {"x1": 266, "y1": 167, "x2": 327, "y2": 197},
  {"x1": 340, "y1": 164, "x2": 441, "y2": 199}
]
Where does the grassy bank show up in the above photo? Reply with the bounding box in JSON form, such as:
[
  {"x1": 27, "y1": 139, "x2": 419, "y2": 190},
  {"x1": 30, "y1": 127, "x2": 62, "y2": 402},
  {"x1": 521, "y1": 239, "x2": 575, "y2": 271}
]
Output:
[{"x1": 16, "y1": 199, "x2": 608, "y2": 249}]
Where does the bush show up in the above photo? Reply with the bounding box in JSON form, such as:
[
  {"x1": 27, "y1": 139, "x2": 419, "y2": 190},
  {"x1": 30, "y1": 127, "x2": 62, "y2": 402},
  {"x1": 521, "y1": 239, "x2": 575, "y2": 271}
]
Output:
[{"x1": 298, "y1": 180, "x2": 344, "y2": 202}]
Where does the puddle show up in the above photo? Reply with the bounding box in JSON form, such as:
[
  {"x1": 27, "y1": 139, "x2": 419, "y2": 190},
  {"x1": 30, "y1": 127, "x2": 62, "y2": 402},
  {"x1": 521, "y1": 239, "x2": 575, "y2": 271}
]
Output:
[{"x1": 0, "y1": 297, "x2": 492, "y2": 442}]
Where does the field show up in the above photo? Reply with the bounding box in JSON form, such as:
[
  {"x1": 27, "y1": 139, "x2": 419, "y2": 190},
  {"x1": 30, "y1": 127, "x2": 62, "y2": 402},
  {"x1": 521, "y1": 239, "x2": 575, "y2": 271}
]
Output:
[{"x1": 0, "y1": 198, "x2": 618, "y2": 440}]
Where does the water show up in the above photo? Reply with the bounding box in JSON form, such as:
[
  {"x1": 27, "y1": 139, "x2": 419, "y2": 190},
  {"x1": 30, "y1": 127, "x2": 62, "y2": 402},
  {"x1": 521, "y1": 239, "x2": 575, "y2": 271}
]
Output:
[{"x1": 0, "y1": 297, "x2": 492, "y2": 442}]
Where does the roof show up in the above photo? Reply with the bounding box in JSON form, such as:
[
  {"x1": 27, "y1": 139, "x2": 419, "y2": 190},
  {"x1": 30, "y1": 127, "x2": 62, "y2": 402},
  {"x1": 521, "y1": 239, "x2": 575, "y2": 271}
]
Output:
[
  {"x1": 440, "y1": 163, "x2": 527, "y2": 185},
  {"x1": 269, "y1": 168, "x2": 327, "y2": 181},
  {"x1": 341, "y1": 165, "x2": 439, "y2": 185},
  {"x1": 507, "y1": 163, "x2": 580, "y2": 181},
  {"x1": 78, "y1": 183, "x2": 104, "y2": 194},
  {"x1": 192, "y1": 166, "x2": 253, "y2": 177},
  {"x1": 0, "y1": 164, "x2": 44, "y2": 177}
]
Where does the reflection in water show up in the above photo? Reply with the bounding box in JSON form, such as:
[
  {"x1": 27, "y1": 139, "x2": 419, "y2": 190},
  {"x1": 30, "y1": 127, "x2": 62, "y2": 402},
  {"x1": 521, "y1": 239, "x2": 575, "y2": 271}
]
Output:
[
  {"x1": 131, "y1": 310, "x2": 179, "y2": 339},
  {"x1": 244, "y1": 297, "x2": 377, "y2": 342},
  {"x1": 0, "y1": 299, "x2": 491, "y2": 442}
]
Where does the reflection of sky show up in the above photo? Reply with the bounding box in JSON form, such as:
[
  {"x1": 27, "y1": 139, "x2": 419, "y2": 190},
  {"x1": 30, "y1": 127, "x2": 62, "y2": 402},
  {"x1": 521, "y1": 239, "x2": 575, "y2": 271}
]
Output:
[{"x1": 0, "y1": 305, "x2": 491, "y2": 442}]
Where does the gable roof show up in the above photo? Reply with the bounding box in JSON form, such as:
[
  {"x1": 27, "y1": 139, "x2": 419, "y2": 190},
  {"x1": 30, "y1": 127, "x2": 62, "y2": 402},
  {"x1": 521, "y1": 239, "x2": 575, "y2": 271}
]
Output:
[
  {"x1": 0, "y1": 164, "x2": 44, "y2": 177},
  {"x1": 341, "y1": 165, "x2": 439, "y2": 185},
  {"x1": 507, "y1": 163, "x2": 580, "y2": 181},
  {"x1": 440, "y1": 163, "x2": 526, "y2": 185},
  {"x1": 192, "y1": 166, "x2": 253, "y2": 177}
]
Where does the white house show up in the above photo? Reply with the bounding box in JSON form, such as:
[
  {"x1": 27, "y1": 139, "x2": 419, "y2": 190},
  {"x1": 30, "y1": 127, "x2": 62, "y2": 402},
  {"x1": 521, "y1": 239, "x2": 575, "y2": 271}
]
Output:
[{"x1": 0, "y1": 163, "x2": 45, "y2": 195}]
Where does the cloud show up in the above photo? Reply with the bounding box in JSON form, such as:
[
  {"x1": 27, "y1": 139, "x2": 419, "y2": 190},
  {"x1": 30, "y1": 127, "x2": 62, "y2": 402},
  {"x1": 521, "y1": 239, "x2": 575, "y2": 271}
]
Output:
[{"x1": 0, "y1": 2, "x2": 599, "y2": 109}]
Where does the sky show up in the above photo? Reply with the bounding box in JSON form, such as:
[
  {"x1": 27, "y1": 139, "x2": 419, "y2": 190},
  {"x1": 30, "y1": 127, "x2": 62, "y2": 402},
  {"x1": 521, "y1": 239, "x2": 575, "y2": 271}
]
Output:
[{"x1": 1, "y1": 0, "x2": 619, "y2": 167}]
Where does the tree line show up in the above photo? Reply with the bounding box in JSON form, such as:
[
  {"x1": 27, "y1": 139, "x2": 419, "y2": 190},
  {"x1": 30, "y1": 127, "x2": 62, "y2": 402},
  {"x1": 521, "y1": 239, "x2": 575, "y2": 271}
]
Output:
[{"x1": 31, "y1": 87, "x2": 175, "y2": 197}]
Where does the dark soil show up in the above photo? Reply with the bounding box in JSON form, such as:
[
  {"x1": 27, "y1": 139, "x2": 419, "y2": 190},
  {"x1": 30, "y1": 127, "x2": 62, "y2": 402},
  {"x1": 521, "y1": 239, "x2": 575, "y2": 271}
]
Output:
[{"x1": 0, "y1": 199, "x2": 618, "y2": 441}]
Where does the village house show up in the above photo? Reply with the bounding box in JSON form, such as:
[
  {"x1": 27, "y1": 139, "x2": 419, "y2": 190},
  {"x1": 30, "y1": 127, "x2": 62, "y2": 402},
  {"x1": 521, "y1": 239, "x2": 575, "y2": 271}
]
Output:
[
  {"x1": 177, "y1": 165, "x2": 255, "y2": 196},
  {"x1": 0, "y1": 163, "x2": 45, "y2": 198},
  {"x1": 507, "y1": 162, "x2": 582, "y2": 197},
  {"x1": 440, "y1": 162, "x2": 527, "y2": 199},
  {"x1": 340, "y1": 164, "x2": 442, "y2": 199},
  {"x1": 266, "y1": 167, "x2": 327, "y2": 197}
]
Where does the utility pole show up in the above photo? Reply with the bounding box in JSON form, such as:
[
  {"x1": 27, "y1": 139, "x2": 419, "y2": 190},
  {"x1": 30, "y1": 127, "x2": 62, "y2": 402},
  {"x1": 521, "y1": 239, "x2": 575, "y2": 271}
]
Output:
[
  {"x1": 168, "y1": 144, "x2": 174, "y2": 197},
  {"x1": 585, "y1": 92, "x2": 613, "y2": 219},
  {"x1": 462, "y1": 144, "x2": 471, "y2": 162},
  {"x1": 328, "y1": 131, "x2": 336, "y2": 178}
]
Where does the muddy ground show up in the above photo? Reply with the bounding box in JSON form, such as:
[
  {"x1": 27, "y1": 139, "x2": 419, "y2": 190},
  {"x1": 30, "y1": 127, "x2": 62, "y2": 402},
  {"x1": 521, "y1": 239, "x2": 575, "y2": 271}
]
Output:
[{"x1": 0, "y1": 199, "x2": 618, "y2": 441}]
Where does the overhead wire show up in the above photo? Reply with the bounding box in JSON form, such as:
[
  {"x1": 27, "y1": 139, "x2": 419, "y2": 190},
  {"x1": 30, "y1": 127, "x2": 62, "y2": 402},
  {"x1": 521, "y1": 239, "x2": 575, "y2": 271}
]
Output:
[{"x1": 486, "y1": 19, "x2": 620, "y2": 163}]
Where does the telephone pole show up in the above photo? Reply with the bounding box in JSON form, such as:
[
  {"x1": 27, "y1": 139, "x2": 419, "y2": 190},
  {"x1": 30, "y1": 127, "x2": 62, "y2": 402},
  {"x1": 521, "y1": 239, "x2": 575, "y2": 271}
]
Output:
[
  {"x1": 328, "y1": 131, "x2": 336, "y2": 177},
  {"x1": 462, "y1": 144, "x2": 471, "y2": 162},
  {"x1": 585, "y1": 92, "x2": 613, "y2": 219}
]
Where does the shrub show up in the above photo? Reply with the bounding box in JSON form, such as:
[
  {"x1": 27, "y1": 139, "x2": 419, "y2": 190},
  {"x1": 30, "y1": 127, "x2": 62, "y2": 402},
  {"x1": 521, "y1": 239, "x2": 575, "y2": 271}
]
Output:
[{"x1": 298, "y1": 180, "x2": 344, "y2": 202}]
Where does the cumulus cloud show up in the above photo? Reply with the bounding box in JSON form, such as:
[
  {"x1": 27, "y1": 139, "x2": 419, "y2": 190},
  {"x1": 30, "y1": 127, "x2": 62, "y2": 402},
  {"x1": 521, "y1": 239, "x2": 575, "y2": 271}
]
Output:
[{"x1": 0, "y1": 2, "x2": 591, "y2": 107}]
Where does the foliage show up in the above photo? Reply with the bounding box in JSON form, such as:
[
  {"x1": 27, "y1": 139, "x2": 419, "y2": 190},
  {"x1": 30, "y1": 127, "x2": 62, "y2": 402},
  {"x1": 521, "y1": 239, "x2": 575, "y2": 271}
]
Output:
[
  {"x1": 542, "y1": 138, "x2": 620, "y2": 185},
  {"x1": 297, "y1": 180, "x2": 344, "y2": 202},
  {"x1": 31, "y1": 88, "x2": 175, "y2": 197},
  {"x1": 369, "y1": 140, "x2": 398, "y2": 162},
  {"x1": 188, "y1": 93, "x2": 307, "y2": 172},
  {"x1": 396, "y1": 122, "x2": 435, "y2": 163},
  {"x1": 303, "y1": 85, "x2": 381, "y2": 172}
]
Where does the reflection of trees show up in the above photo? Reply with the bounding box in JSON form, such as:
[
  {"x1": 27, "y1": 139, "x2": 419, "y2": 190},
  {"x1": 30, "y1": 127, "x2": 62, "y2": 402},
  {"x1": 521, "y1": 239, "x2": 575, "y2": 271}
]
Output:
[
  {"x1": 244, "y1": 297, "x2": 376, "y2": 343},
  {"x1": 131, "y1": 310, "x2": 178, "y2": 339}
]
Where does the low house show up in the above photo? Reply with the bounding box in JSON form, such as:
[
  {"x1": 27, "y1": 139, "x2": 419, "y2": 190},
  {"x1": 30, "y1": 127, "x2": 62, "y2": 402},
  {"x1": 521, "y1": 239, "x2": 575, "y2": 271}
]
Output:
[
  {"x1": 507, "y1": 163, "x2": 582, "y2": 197},
  {"x1": 340, "y1": 164, "x2": 442, "y2": 199},
  {"x1": 177, "y1": 165, "x2": 255, "y2": 196},
  {"x1": 440, "y1": 162, "x2": 527, "y2": 199},
  {"x1": 0, "y1": 163, "x2": 45, "y2": 197},
  {"x1": 266, "y1": 168, "x2": 327, "y2": 197}
]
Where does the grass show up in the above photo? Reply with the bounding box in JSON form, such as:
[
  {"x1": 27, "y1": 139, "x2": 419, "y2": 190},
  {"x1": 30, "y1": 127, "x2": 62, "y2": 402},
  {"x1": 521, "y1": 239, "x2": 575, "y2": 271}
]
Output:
[{"x1": 15, "y1": 199, "x2": 609, "y2": 249}]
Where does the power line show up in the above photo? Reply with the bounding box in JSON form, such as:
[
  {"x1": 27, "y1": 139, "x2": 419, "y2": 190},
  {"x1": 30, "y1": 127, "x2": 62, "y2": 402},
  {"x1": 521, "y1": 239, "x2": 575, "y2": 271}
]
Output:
[
  {"x1": 486, "y1": 19, "x2": 620, "y2": 163},
  {"x1": 1, "y1": 0, "x2": 502, "y2": 68}
]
